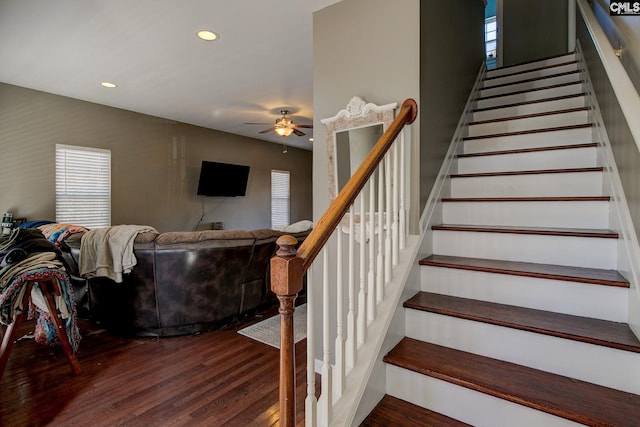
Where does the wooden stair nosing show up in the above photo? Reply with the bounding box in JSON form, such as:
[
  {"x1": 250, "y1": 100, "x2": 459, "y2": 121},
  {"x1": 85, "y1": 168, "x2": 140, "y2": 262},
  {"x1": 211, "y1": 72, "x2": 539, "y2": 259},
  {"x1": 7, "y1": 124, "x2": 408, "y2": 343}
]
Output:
[
  {"x1": 442, "y1": 196, "x2": 610, "y2": 202},
  {"x1": 450, "y1": 166, "x2": 603, "y2": 179},
  {"x1": 462, "y1": 123, "x2": 593, "y2": 141},
  {"x1": 483, "y1": 60, "x2": 578, "y2": 82},
  {"x1": 384, "y1": 338, "x2": 640, "y2": 427},
  {"x1": 477, "y1": 81, "x2": 583, "y2": 102},
  {"x1": 456, "y1": 142, "x2": 598, "y2": 158},
  {"x1": 419, "y1": 254, "x2": 628, "y2": 288},
  {"x1": 472, "y1": 92, "x2": 587, "y2": 113},
  {"x1": 481, "y1": 70, "x2": 580, "y2": 92},
  {"x1": 431, "y1": 224, "x2": 618, "y2": 239},
  {"x1": 468, "y1": 106, "x2": 589, "y2": 126},
  {"x1": 360, "y1": 395, "x2": 472, "y2": 427},
  {"x1": 488, "y1": 52, "x2": 576, "y2": 73},
  {"x1": 404, "y1": 292, "x2": 640, "y2": 353}
]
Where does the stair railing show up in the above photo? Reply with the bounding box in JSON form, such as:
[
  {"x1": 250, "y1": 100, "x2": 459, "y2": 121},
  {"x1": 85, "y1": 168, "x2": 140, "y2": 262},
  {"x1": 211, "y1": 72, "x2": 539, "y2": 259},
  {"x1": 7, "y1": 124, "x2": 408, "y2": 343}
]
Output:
[{"x1": 270, "y1": 98, "x2": 418, "y2": 426}]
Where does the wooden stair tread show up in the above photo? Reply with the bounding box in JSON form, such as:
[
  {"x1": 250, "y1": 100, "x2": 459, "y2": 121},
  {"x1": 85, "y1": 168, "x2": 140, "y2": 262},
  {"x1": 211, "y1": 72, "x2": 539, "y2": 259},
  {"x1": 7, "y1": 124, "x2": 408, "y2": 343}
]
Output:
[
  {"x1": 457, "y1": 142, "x2": 598, "y2": 158},
  {"x1": 432, "y1": 224, "x2": 618, "y2": 239},
  {"x1": 384, "y1": 338, "x2": 640, "y2": 427},
  {"x1": 405, "y1": 291, "x2": 640, "y2": 352},
  {"x1": 477, "y1": 81, "x2": 583, "y2": 102},
  {"x1": 450, "y1": 166, "x2": 603, "y2": 178},
  {"x1": 473, "y1": 92, "x2": 586, "y2": 113},
  {"x1": 462, "y1": 123, "x2": 593, "y2": 141},
  {"x1": 468, "y1": 106, "x2": 588, "y2": 126},
  {"x1": 481, "y1": 70, "x2": 580, "y2": 91},
  {"x1": 419, "y1": 254, "x2": 627, "y2": 287},
  {"x1": 360, "y1": 395, "x2": 471, "y2": 427},
  {"x1": 484, "y1": 60, "x2": 578, "y2": 82},
  {"x1": 442, "y1": 196, "x2": 610, "y2": 202}
]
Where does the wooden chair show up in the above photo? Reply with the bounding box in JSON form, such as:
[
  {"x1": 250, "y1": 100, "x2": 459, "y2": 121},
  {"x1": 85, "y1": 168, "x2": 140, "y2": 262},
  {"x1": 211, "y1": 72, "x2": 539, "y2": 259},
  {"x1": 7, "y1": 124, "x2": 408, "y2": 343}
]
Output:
[{"x1": 0, "y1": 277, "x2": 81, "y2": 380}]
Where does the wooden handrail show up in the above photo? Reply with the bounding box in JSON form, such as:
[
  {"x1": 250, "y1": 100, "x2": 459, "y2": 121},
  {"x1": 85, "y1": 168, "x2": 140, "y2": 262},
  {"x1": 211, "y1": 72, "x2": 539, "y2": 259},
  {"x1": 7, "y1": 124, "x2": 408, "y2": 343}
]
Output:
[{"x1": 270, "y1": 98, "x2": 417, "y2": 427}]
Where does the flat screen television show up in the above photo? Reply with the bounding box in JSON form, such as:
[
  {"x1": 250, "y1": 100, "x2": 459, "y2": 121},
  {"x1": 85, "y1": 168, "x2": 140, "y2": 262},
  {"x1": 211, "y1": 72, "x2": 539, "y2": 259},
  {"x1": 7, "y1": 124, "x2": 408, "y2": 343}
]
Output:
[{"x1": 196, "y1": 161, "x2": 250, "y2": 197}]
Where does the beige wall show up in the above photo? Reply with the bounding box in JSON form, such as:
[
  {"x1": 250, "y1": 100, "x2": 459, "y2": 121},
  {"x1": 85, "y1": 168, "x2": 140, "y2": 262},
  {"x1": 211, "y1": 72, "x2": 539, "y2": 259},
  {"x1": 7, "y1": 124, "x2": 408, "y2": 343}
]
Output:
[
  {"x1": 0, "y1": 83, "x2": 312, "y2": 232},
  {"x1": 312, "y1": 0, "x2": 421, "y2": 222}
]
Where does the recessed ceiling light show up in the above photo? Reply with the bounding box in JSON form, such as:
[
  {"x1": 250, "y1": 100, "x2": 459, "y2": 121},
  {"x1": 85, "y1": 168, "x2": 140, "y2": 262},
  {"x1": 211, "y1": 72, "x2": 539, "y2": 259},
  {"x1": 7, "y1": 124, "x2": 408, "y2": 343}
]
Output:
[
  {"x1": 197, "y1": 30, "x2": 218, "y2": 41},
  {"x1": 100, "y1": 82, "x2": 117, "y2": 88},
  {"x1": 309, "y1": 137, "x2": 314, "y2": 142}
]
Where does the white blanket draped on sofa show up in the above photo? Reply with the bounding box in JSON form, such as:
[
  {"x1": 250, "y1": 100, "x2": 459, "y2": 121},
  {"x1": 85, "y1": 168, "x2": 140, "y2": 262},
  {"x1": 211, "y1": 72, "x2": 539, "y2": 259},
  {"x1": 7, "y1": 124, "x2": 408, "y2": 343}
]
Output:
[{"x1": 79, "y1": 225, "x2": 158, "y2": 283}]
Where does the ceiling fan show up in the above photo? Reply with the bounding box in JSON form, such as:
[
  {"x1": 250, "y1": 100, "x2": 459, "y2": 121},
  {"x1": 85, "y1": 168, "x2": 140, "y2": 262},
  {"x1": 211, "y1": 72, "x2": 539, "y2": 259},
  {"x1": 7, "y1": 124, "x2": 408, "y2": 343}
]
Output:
[{"x1": 245, "y1": 110, "x2": 312, "y2": 137}]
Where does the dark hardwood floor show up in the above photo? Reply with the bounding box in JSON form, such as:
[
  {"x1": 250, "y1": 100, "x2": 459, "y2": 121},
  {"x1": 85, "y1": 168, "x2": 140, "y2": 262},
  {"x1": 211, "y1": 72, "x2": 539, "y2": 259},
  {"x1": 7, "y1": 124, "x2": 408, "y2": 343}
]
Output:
[{"x1": 1, "y1": 306, "x2": 312, "y2": 427}]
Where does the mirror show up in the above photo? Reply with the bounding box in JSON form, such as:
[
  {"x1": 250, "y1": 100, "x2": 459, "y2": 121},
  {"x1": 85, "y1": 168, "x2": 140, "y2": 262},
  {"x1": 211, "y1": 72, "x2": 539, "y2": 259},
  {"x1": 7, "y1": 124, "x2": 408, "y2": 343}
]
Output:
[{"x1": 322, "y1": 96, "x2": 397, "y2": 201}]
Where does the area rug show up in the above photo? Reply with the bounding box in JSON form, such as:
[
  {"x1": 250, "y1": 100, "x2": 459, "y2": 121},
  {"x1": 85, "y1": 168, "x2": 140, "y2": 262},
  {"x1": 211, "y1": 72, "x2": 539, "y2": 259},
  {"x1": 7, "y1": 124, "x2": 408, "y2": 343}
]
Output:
[{"x1": 238, "y1": 304, "x2": 307, "y2": 349}]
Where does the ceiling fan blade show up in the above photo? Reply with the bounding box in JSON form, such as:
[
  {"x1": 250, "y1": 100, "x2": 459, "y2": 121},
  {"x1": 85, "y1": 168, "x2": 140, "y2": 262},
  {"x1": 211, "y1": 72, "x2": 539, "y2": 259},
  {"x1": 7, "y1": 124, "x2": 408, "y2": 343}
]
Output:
[
  {"x1": 259, "y1": 128, "x2": 274, "y2": 134},
  {"x1": 244, "y1": 122, "x2": 272, "y2": 125},
  {"x1": 293, "y1": 124, "x2": 313, "y2": 129},
  {"x1": 292, "y1": 128, "x2": 306, "y2": 137}
]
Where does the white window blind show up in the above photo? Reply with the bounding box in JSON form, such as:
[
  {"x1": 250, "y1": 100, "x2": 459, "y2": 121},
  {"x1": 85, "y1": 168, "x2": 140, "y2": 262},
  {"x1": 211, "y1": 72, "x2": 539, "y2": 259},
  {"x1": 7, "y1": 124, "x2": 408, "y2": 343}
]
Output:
[
  {"x1": 271, "y1": 170, "x2": 290, "y2": 228},
  {"x1": 56, "y1": 144, "x2": 111, "y2": 228}
]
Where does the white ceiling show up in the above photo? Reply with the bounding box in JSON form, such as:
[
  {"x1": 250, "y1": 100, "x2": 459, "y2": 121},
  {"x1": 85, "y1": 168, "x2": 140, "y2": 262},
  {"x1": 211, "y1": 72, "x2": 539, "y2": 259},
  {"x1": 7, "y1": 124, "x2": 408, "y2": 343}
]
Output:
[{"x1": 0, "y1": 0, "x2": 341, "y2": 150}]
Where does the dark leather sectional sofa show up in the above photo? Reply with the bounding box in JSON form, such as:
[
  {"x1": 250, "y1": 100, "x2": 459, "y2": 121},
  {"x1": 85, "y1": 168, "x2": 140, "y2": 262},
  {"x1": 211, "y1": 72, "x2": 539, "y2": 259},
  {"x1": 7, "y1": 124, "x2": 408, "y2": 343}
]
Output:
[{"x1": 63, "y1": 228, "x2": 309, "y2": 337}]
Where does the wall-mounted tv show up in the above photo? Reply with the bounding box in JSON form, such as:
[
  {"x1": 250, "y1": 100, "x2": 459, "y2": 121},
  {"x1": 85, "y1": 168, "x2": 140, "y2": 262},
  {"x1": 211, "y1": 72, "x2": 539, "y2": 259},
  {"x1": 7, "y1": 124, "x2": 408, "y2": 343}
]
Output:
[{"x1": 196, "y1": 161, "x2": 250, "y2": 197}]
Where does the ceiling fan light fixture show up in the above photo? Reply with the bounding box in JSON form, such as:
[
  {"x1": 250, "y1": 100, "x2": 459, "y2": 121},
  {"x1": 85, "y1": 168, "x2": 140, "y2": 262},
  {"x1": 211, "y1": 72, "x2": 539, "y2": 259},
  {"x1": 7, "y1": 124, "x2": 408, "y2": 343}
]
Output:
[{"x1": 275, "y1": 126, "x2": 294, "y2": 137}]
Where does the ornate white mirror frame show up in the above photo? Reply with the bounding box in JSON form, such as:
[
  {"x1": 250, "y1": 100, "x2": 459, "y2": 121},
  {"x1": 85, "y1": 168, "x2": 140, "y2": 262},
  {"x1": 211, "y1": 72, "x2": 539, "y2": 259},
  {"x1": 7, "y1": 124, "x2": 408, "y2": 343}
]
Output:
[{"x1": 321, "y1": 96, "x2": 397, "y2": 202}]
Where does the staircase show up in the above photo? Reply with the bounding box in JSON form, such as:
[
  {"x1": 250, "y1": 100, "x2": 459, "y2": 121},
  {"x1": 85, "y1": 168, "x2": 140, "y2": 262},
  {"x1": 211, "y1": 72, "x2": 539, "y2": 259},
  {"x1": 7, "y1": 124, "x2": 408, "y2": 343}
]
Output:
[{"x1": 363, "y1": 53, "x2": 640, "y2": 426}]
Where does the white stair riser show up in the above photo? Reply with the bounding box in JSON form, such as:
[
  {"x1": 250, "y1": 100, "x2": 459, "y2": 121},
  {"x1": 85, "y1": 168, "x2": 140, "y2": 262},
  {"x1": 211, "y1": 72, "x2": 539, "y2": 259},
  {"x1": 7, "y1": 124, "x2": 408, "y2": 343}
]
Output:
[
  {"x1": 432, "y1": 230, "x2": 617, "y2": 269},
  {"x1": 463, "y1": 127, "x2": 594, "y2": 154},
  {"x1": 473, "y1": 96, "x2": 586, "y2": 122},
  {"x1": 467, "y1": 110, "x2": 589, "y2": 138},
  {"x1": 405, "y1": 309, "x2": 640, "y2": 395},
  {"x1": 420, "y1": 265, "x2": 629, "y2": 322},
  {"x1": 486, "y1": 54, "x2": 577, "y2": 78},
  {"x1": 476, "y1": 83, "x2": 583, "y2": 109},
  {"x1": 457, "y1": 146, "x2": 598, "y2": 174},
  {"x1": 450, "y1": 172, "x2": 603, "y2": 198},
  {"x1": 442, "y1": 200, "x2": 609, "y2": 229},
  {"x1": 483, "y1": 63, "x2": 578, "y2": 88},
  {"x1": 386, "y1": 364, "x2": 581, "y2": 427},
  {"x1": 480, "y1": 74, "x2": 580, "y2": 98}
]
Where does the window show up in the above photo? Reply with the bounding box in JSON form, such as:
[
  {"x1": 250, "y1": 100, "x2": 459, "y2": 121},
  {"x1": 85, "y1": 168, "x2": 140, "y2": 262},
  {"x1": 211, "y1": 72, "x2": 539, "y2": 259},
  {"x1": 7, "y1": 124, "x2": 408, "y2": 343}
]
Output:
[
  {"x1": 271, "y1": 170, "x2": 290, "y2": 228},
  {"x1": 56, "y1": 144, "x2": 111, "y2": 228},
  {"x1": 485, "y1": 16, "x2": 497, "y2": 68}
]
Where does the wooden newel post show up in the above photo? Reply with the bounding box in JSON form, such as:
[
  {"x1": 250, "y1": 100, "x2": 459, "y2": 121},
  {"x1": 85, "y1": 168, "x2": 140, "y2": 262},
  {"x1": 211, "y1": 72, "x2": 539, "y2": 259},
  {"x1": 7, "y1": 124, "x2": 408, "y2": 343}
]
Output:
[{"x1": 271, "y1": 235, "x2": 304, "y2": 427}]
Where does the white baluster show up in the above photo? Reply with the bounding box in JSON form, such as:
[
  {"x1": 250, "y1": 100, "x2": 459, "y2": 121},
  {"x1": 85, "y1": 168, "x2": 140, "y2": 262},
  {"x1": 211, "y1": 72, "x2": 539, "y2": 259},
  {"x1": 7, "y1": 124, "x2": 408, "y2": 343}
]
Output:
[
  {"x1": 333, "y1": 230, "x2": 345, "y2": 401},
  {"x1": 377, "y1": 163, "x2": 385, "y2": 303},
  {"x1": 367, "y1": 175, "x2": 376, "y2": 323},
  {"x1": 319, "y1": 249, "x2": 332, "y2": 425},
  {"x1": 392, "y1": 140, "x2": 399, "y2": 267},
  {"x1": 399, "y1": 130, "x2": 407, "y2": 250},
  {"x1": 306, "y1": 263, "x2": 317, "y2": 427},
  {"x1": 345, "y1": 206, "x2": 356, "y2": 370},
  {"x1": 384, "y1": 154, "x2": 392, "y2": 286},
  {"x1": 357, "y1": 192, "x2": 367, "y2": 345}
]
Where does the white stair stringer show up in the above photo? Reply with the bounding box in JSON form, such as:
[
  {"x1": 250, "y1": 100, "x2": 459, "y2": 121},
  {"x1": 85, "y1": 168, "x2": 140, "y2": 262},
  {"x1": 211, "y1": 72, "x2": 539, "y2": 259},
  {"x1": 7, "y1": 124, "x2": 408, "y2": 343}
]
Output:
[
  {"x1": 420, "y1": 265, "x2": 628, "y2": 322},
  {"x1": 386, "y1": 364, "x2": 582, "y2": 427}
]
